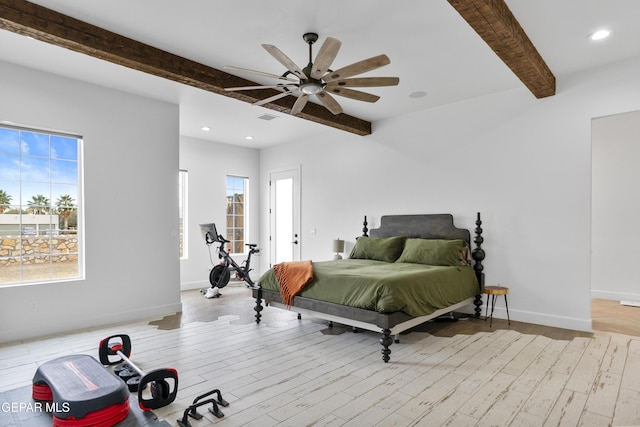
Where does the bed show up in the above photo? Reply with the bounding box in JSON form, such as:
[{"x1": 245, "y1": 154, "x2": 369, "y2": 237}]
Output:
[{"x1": 252, "y1": 213, "x2": 486, "y2": 363}]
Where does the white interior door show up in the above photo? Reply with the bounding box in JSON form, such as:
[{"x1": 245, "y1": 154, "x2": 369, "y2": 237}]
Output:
[{"x1": 269, "y1": 168, "x2": 300, "y2": 266}]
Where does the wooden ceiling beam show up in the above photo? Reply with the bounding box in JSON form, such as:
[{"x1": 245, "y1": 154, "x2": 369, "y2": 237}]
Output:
[
  {"x1": 0, "y1": 0, "x2": 371, "y2": 136},
  {"x1": 447, "y1": 0, "x2": 556, "y2": 98}
]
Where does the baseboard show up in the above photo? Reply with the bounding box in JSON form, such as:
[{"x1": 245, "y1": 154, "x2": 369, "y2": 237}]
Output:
[
  {"x1": 591, "y1": 289, "x2": 640, "y2": 302},
  {"x1": 180, "y1": 280, "x2": 208, "y2": 291},
  {"x1": 462, "y1": 305, "x2": 592, "y2": 333},
  {"x1": 0, "y1": 301, "x2": 183, "y2": 344},
  {"x1": 180, "y1": 277, "x2": 262, "y2": 291},
  {"x1": 459, "y1": 303, "x2": 592, "y2": 332}
]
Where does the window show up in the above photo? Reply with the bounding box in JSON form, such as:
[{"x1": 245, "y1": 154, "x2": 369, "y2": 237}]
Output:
[
  {"x1": 0, "y1": 124, "x2": 82, "y2": 285},
  {"x1": 179, "y1": 169, "x2": 187, "y2": 259},
  {"x1": 225, "y1": 175, "x2": 248, "y2": 254}
]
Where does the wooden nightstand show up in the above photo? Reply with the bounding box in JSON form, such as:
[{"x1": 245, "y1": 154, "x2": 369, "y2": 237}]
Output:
[{"x1": 484, "y1": 285, "x2": 510, "y2": 327}]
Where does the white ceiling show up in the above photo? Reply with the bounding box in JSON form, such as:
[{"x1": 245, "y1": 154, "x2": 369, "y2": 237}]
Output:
[{"x1": 2, "y1": 0, "x2": 640, "y2": 148}]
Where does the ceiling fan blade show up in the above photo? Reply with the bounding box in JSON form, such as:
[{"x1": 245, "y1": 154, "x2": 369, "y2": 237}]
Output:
[
  {"x1": 253, "y1": 91, "x2": 292, "y2": 106},
  {"x1": 326, "y1": 87, "x2": 380, "y2": 103},
  {"x1": 311, "y1": 37, "x2": 341, "y2": 78},
  {"x1": 225, "y1": 84, "x2": 297, "y2": 91},
  {"x1": 262, "y1": 44, "x2": 308, "y2": 80},
  {"x1": 322, "y1": 54, "x2": 391, "y2": 83},
  {"x1": 315, "y1": 92, "x2": 343, "y2": 115},
  {"x1": 290, "y1": 94, "x2": 309, "y2": 115},
  {"x1": 326, "y1": 77, "x2": 399, "y2": 88},
  {"x1": 224, "y1": 66, "x2": 298, "y2": 82}
]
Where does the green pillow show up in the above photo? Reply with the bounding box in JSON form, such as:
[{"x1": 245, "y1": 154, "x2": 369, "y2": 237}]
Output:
[
  {"x1": 349, "y1": 236, "x2": 407, "y2": 263},
  {"x1": 396, "y1": 239, "x2": 468, "y2": 266}
]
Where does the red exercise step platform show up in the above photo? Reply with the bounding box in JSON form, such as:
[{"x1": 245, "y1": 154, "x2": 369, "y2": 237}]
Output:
[{"x1": 32, "y1": 354, "x2": 130, "y2": 427}]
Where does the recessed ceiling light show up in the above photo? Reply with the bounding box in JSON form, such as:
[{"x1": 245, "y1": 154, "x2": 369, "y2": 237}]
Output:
[
  {"x1": 258, "y1": 114, "x2": 278, "y2": 121},
  {"x1": 245, "y1": 136, "x2": 254, "y2": 140},
  {"x1": 589, "y1": 29, "x2": 611, "y2": 41},
  {"x1": 201, "y1": 126, "x2": 211, "y2": 131},
  {"x1": 409, "y1": 91, "x2": 428, "y2": 99}
]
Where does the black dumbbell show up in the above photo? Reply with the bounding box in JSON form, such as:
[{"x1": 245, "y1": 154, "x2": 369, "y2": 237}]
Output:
[
  {"x1": 126, "y1": 375, "x2": 141, "y2": 392},
  {"x1": 98, "y1": 334, "x2": 178, "y2": 410},
  {"x1": 113, "y1": 363, "x2": 131, "y2": 375},
  {"x1": 118, "y1": 367, "x2": 137, "y2": 381}
]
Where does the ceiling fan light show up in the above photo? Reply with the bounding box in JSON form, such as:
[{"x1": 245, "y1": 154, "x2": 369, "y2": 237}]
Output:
[{"x1": 299, "y1": 82, "x2": 323, "y2": 95}]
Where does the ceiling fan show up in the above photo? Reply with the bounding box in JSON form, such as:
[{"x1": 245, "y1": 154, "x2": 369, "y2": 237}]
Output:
[{"x1": 224, "y1": 33, "x2": 399, "y2": 115}]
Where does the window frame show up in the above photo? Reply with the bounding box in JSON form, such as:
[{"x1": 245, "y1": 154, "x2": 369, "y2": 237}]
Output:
[
  {"x1": 179, "y1": 169, "x2": 188, "y2": 259},
  {"x1": 225, "y1": 175, "x2": 249, "y2": 255}
]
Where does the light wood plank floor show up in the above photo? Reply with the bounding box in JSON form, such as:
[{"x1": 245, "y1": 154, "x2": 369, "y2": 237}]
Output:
[{"x1": 1, "y1": 285, "x2": 639, "y2": 426}]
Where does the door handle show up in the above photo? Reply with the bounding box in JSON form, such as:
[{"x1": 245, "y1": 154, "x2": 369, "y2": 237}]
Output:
[{"x1": 292, "y1": 233, "x2": 298, "y2": 245}]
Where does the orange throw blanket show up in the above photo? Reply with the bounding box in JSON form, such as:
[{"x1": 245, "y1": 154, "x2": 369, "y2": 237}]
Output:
[{"x1": 273, "y1": 260, "x2": 313, "y2": 307}]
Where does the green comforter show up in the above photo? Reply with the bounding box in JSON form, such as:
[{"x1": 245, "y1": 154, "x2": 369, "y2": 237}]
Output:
[{"x1": 258, "y1": 259, "x2": 479, "y2": 317}]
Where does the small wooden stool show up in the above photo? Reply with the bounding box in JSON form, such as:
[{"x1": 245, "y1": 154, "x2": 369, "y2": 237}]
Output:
[{"x1": 484, "y1": 285, "x2": 510, "y2": 327}]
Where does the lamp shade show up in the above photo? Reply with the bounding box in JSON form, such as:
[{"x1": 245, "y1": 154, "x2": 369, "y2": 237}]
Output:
[{"x1": 332, "y1": 238, "x2": 345, "y2": 253}]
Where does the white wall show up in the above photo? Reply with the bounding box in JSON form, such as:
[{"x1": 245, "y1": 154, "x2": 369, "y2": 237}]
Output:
[
  {"x1": 592, "y1": 110, "x2": 640, "y2": 302},
  {"x1": 260, "y1": 57, "x2": 640, "y2": 332},
  {"x1": 179, "y1": 136, "x2": 260, "y2": 290},
  {"x1": 0, "y1": 61, "x2": 182, "y2": 343}
]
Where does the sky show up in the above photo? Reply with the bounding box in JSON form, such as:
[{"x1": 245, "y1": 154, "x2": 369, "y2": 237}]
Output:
[{"x1": 0, "y1": 126, "x2": 79, "y2": 209}]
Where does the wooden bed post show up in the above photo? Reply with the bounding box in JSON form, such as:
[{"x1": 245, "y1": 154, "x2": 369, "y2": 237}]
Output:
[
  {"x1": 472, "y1": 212, "x2": 485, "y2": 317},
  {"x1": 254, "y1": 288, "x2": 263, "y2": 324},
  {"x1": 362, "y1": 215, "x2": 369, "y2": 237},
  {"x1": 380, "y1": 329, "x2": 392, "y2": 363}
]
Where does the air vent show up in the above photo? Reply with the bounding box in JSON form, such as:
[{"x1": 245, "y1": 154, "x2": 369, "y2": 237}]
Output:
[{"x1": 257, "y1": 114, "x2": 278, "y2": 121}]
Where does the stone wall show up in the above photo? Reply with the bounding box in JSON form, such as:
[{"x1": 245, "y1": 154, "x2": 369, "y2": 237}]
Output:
[{"x1": 0, "y1": 235, "x2": 78, "y2": 266}]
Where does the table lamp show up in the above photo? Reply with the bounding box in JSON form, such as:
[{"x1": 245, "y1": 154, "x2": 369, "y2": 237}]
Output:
[{"x1": 332, "y1": 238, "x2": 345, "y2": 260}]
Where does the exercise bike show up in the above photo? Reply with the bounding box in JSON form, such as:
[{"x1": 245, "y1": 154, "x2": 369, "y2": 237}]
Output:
[{"x1": 199, "y1": 223, "x2": 259, "y2": 298}]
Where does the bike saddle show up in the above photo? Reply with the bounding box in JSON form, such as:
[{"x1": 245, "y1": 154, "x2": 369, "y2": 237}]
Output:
[{"x1": 246, "y1": 243, "x2": 258, "y2": 249}]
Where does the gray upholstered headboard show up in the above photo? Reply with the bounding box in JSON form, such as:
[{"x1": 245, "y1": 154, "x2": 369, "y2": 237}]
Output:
[{"x1": 367, "y1": 214, "x2": 471, "y2": 246}]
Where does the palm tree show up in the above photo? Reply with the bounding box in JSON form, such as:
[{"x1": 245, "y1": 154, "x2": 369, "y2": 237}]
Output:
[
  {"x1": 0, "y1": 189, "x2": 11, "y2": 213},
  {"x1": 56, "y1": 194, "x2": 75, "y2": 230},
  {"x1": 27, "y1": 194, "x2": 50, "y2": 215}
]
